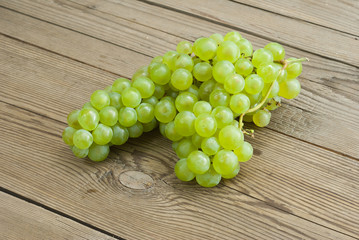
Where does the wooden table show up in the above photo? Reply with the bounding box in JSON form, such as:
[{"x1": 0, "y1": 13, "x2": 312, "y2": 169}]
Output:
[{"x1": 1, "y1": 0, "x2": 358, "y2": 239}]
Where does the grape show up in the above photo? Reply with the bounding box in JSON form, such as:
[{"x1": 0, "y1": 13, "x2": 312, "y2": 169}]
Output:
[
  {"x1": 224, "y1": 74, "x2": 245, "y2": 94},
  {"x1": 73, "y1": 129, "x2": 93, "y2": 149},
  {"x1": 245, "y1": 90, "x2": 262, "y2": 107},
  {"x1": 194, "y1": 113, "x2": 217, "y2": 137},
  {"x1": 244, "y1": 74, "x2": 264, "y2": 95},
  {"x1": 193, "y1": 37, "x2": 218, "y2": 61},
  {"x1": 170, "y1": 68, "x2": 193, "y2": 91},
  {"x1": 252, "y1": 48, "x2": 273, "y2": 68},
  {"x1": 217, "y1": 41, "x2": 240, "y2": 63},
  {"x1": 83, "y1": 102, "x2": 95, "y2": 110},
  {"x1": 132, "y1": 76, "x2": 155, "y2": 98},
  {"x1": 153, "y1": 84, "x2": 165, "y2": 99},
  {"x1": 264, "y1": 42, "x2": 285, "y2": 61},
  {"x1": 186, "y1": 150, "x2": 210, "y2": 174},
  {"x1": 186, "y1": 85, "x2": 199, "y2": 98},
  {"x1": 176, "y1": 41, "x2": 192, "y2": 55},
  {"x1": 159, "y1": 122, "x2": 167, "y2": 136},
  {"x1": 286, "y1": 58, "x2": 303, "y2": 79},
  {"x1": 99, "y1": 106, "x2": 118, "y2": 127},
  {"x1": 234, "y1": 141, "x2": 253, "y2": 162},
  {"x1": 196, "y1": 165, "x2": 222, "y2": 187},
  {"x1": 62, "y1": 127, "x2": 77, "y2": 145},
  {"x1": 198, "y1": 79, "x2": 216, "y2": 101},
  {"x1": 257, "y1": 63, "x2": 280, "y2": 83},
  {"x1": 174, "y1": 53, "x2": 194, "y2": 71},
  {"x1": 91, "y1": 90, "x2": 110, "y2": 110},
  {"x1": 88, "y1": 144, "x2": 110, "y2": 162},
  {"x1": 67, "y1": 110, "x2": 81, "y2": 129},
  {"x1": 222, "y1": 164, "x2": 240, "y2": 179},
  {"x1": 154, "y1": 99, "x2": 177, "y2": 123},
  {"x1": 161, "y1": 96, "x2": 175, "y2": 105},
  {"x1": 213, "y1": 83, "x2": 225, "y2": 91},
  {"x1": 224, "y1": 31, "x2": 241, "y2": 43},
  {"x1": 201, "y1": 137, "x2": 220, "y2": 156},
  {"x1": 128, "y1": 122, "x2": 143, "y2": 138},
  {"x1": 243, "y1": 114, "x2": 253, "y2": 123},
  {"x1": 142, "y1": 118, "x2": 158, "y2": 133},
  {"x1": 175, "y1": 92, "x2": 198, "y2": 112},
  {"x1": 218, "y1": 125, "x2": 244, "y2": 150},
  {"x1": 266, "y1": 96, "x2": 281, "y2": 111},
  {"x1": 236, "y1": 38, "x2": 253, "y2": 57},
  {"x1": 193, "y1": 62, "x2": 212, "y2": 82},
  {"x1": 175, "y1": 158, "x2": 195, "y2": 181},
  {"x1": 212, "y1": 60, "x2": 235, "y2": 83},
  {"x1": 132, "y1": 66, "x2": 150, "y2": 80},
  {"x1": 78, "y1": 108, "x2": 99, "y2": 131},
  {"x1": 191, "y1": 133, "x2": 203, "y2": 148},
  {"x1": 112, "y1": 78, "x2": 131, "y2": 93},
  {"x1": 92, "y1": 123, "x2": 113, "y2": 145},
  {"x1": 150, "y1": 63, "x2": 171, "y2": 85},
  {"x1": 253, "y1": 110, "x2": 271, "y2": 127},
  {"x1": 229, "y1": 93, "x2": 250, "y2": 114},
  {"x1": 262, "y1": 81, "x2": 279, "y2": 98},
  {"x1": 211, "y1": 106, "x2": 233, "y2": 129},
  {"x1": 231, "y1": 120, "x2": 239, "y2": 128},
  {"x1": 167, "y1": 88, "x2": 179, "y2": 98},
  {"x1": 165, "y1": 121, "x2": 183, "y2": 141},
  {"x1": 235, "y1": 58, "x2": 253, "y2": 77},
  {"x1": 210, "y1": 33, "x2": 224, "y2": 45},
  {"x1": 209, "y1": 89, "x2": 230, "y2": 107},
  {"x1": 151, "y1": 56, "x2": 163, "y2": 64},
  {"x1": 111, "y1": 124, "x2": 129, "y2": 145},
  {"x1": 174, "y1": 111, "x2": 196, "y2": 136},
  {"x1": 278, "y1": 78, "x2": 301, "y2": 99},
  {"x1": 142, "y1": 96, "x2": 159, "y2": 106},
  {"x1": 121, "y1": 87, "x2": 142, "y2": 108},
  {"x1": 118, "y1": 107, "x2": 137, "y2": 127},
  {"x1": 193, "y1": 101, "x2": 212, "y2": 116},
  {"x1": 109, "y1": 92, "x2": 123, "y2": 110},
  {"x1": 175, "y1": 138, "x2": 197, "y2": 159},
  {"x1": 172, "y1": 141, "x2": 179, "y2": 151},
  {"x1": 71, "y1": 146, "x2": 89, "y2": 158},
  {"x1": 136, "y1": 103, "x2": 155, "y2": 123},
  {"x1": 163, "y1": 51, "x2": 179, "y2": 70},
  {"x1": 275, "y1": 63, "x2": 287, "y2": 83},
  {"x1": 212, "y1": 150, "x2": 239, "y2": 175}
]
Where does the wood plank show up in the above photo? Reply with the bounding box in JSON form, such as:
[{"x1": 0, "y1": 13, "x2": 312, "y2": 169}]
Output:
[
  {"x1": 232, "y1": 0, "x2": 359, "y2": 36},
  {"x1": 0, "y1": 5, "x2": 358, "y2": 159},
  {"x1": 0, "y1": 191, "x2": 115, "y2": 240},
  {"x1": 1, "y1": 34, "x2": 359, "y2": 238}
]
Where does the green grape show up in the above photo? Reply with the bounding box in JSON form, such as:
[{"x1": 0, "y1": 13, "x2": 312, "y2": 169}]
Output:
[
  {"x1": 264, "y1": 42, "x2": 285, "y2": 61},
  {"x1": 118, "y1": 107, "x2": 137, "y2": 127},
  {"x1": 153, "y1": 84, "x2": 165, "y2": 99},
  {"x1": 172, "y1": 141, "x2": 180, "y2": 151},
  {"x1": 174, "y1": 111, "x2": 196, "y2": 137},
  {"x1": 136, "y1": 103, "x2": 154, "y2": 123},
  {"x1": 161, "y1": 96, "x2": 175, "y2": 105},
  {"x1": 252, "y1": 48, "x2": 274, "y2": 68},
  {"x1": 191, "y1": 133, "x2": 203, "y2": 148},
  {"x1": 167, "y1": 88, "x2": 179, "y2": 98},
  {"x1": 217, "y1": 41, "x2": 240, "y2": 63},
  {"x1": 193, "y1": 62, "x2": 212, "y2": 82},
  {"x1": 163, "y1": 51, "x2": 179, "y2": 70},
  {"x1": 198, "y1": 78, "x2": 216, "y2": 101},
  {"x1": 83, "y1": 102, "x2": 95, "y2": 110},
  {"x1": 62, "y1": 126, "x2": 77, "y2": 145},
  {"x1": 218, "y1": 125, "x2": 243, "y2": 150},
  {"x1": 229, "y1": 93, "x2": 250, "y2": 114},
  {"x1": 244, "y1": 74, "x2": 264, "y2": 95},
  {"x1": 175, "y1": 92, "x2": 198, "y2": 112},
  {"x1": 90, "y1": 90, "x2": 110, "y2": 110},
  {"x1": 210, "y1": 33, "x2": 224, "y2": 45},
  {"x1": 99, "y1": 106, "x2": 118, "y2": 127},
  {"x1": 171, "y1": 69, "x2": 193, "y2": 91},
  {"x1": 209, "y1": 89, "x2": 230, "y2": 107},
  {"x1": 78, "y1": 108, "x2": 99, "y2": 131},
  {"x1": 150, "y1": 63, "x2": 171, "y2": 85},
  {"x1": 224, "y1": 31, "x2": 241, "y2": 43},
  {"x1": 174, "y1": 53, "x2": 194, "y2": 71},
  {"x1": 231, "y1": 120, "x2": 239, "y2": 128},
  {"x1": 195, "y1": 113, "x2": 217, "y2": 137},
  {"x1": 112, "y1": 78, "x2": 131, "y2": 93},
  {"x1": 148, "y1": 62, "x2": 161, "y2": 73},
  {"x1": 211, "y1": 106, "x2": 234, "y2": 129},
  {"x1": 186, "y1": 85, "x2": 199, "y2": 98},
  {"x1": 213, "y1": 83, "x2": 225, "y2": 91},
  {"x1": 224, "y1": 74, "x2": 245, "y2": 94},
  {"x1": 262, "y1": 81, "x2": 279, "y2": 98},
  {"x1": 193, "y1": 101, "x2": 212, "y2": 116},
  {"x1": 275, "y1": 64, "x2": 287, "y2": 83},
  {"x1": 71, "y1": 146, "x2": 89, "y2": 158},
  {"x1": 121, "y1": 87, "x2": 142, "y2": 108},
  {"x1": 222, "y1": 164, "x2": 240, "y2": 179},
  {"x1": 286, "y1": 58, "x2": 303, "y2": 79},
  {"x1": 234, "y1": 58, "x2": 253, "y2": 77},
  {"x1": 201, "y1": 137, "x2": 220, "y2": 156},
  {"x1": 132, "y1": 66, "x2": 150, "y2": 80},
  {"x1": 128, "y1": 122, "x2": 143, "y2": 138},
  {"x1": 279, "y1": 78, "x2": 301, "y2": 99},
  {"x1": 212, "y1": 149, "x2": 239, "y2": 175},
  {"x1": 109, "y1": 92, "x2": 123, "y2": 110},
  {"x1": 159, "y1": 122, "x2": 167, "y2": 136},
  {"x1": 142, "y1": 96, "x2": 159, "y2": 106},
  {"x1": 192, "y1": 56, "x2": 201, "y2": 66},
  {"x1": 266, "y1": 96, "x2": 281, "y2": 111},
  {"x1": 175, "y1": 158, "x2": 195, "y2": 181},
  {"x1": 132, "y1": 76, "x2": 155, "y2": 98},
  {"x1": 253, "y1": 110, "x2": 271, "y2": 127},
  {"x1": 151, "y1": 56, "x2": 163, "y2": 64},
  {"x1": 175, "y1": 138, "x2": 198, "y2": 159},
  {"x1": 212, "y1": 56, "x2": 218, "y2": 65},
  {"x1": 245, "y1": 90, "x2": 262, "y2": 107},
  {"x1": 88, "y1": 144, "x2": 110, "y2": 162},
  {"x1": 111, "y1": 124, "x2": 129, "y2": 145},
  {"x1": 154, "y1": 99, "x2": 177, "y2": 123},
  {"x1": 193, "y1": 37, "x2": 218, "y2": 61},
  {"x1": 257, "y1": 63, "x2": 281, "y2": 83},
  {"x1": 196, "y1": 165, "x2": 222, "y2": 187},
  {"x1": 104, "y1": 85, "x2": 112, "y2": 93},
  {"x1": 212, "y1": 60, "x2": 235, "y2": 83},
  {"x1": 236, "y1": 38, "x2": 253, "y2": 57},
  {"x1": 234, "y1": 141, "x2": 253, "y2": 162},
  {"x1": 142, "y1": 118, "x2": 158, "y2": 132},
  {"x1": 165, "y1": 121, "x2": 183, "y2": 141},
  {"x1": 67, "y1": 110, "x2": 81, "y2": 129},
  {"x1": 176, "y1": 41, "x2": 193, "y2": 55},
  {"x1": 92, "y1": 123, "x2": 113, "y2": 145},
  {"x1": 186, "y1": 150, "x2": 210, "y2": 174},
  {"x1": 243, "y1": 114, "x2": 253, "y2": 123},
  {"x1": 73, "y1": 129, "x2": 93, "y2": 149}
]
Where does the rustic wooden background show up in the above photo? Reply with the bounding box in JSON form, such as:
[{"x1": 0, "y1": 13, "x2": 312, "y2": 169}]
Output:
[{"x1": 1, "y1": 0, "x2": 359, "y2": 239}]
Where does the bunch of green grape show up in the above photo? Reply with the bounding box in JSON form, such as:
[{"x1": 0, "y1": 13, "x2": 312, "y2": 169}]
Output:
[{"x1": 62, "y1": 31, "x2": 305, "y2": 187}]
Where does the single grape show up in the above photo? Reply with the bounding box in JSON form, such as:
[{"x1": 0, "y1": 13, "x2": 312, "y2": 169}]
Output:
[
  {"x1": 175, "y1": 91, "x2": 198, "y2": 112},
  {"x1": 193, "y1": 62, "x2": 212, "y2": 82},
  {"x1": 217, "y1": 41, "x2": 240, "y2": 63},
  {"x1": 174, "y1": 53, "x2": 194, "y2": 71},
  {"x1": 151, "y1": 56, "x2": 163, "y2": 64},
  {"x1": 222, "y1": 164, "x2": 240, "y2": 179},
  {"x1": 92, "y1": 123, "x2": 113, "y2": 145},
  {"x1": 150, "y1": 63, "x2": 171, "y2": 85},
  {"x1": 90, "y1": 90, "x2": 110, "y2": 110},
  {"x1": 165, "y1": 121, "x2": 183, "y2": 141},
  {"x1": 196, "y1": 165, "x2": 222, "y2": 187},
  {"x1": 209, "y1": 89, "x2": 230, "y2": 107},
  {"x1": 174, "y1": 111, "x2": 196, "y2": 137},
  {"x1": 142, "y1": 118, "x2": 158, "y2": 133},
  {"x1": 172, "y1": 141, "x2": 180, "y2": 151},
  {"x1": 170, "y1": 68, "x2": 193, "y2": 91},
  {"x1": 213, "y1": 82, "x2": 225, "y2": 91},
  {"x1": 176, "y1": 41, "x2": 192, "y2": 55},
  {"x1": 224, "y1": 31, "x2": 241, "y2": 43},
  {"x1": 111, "y1": 124, "x2": 129, "y2": 145},
  {"x1": 88, "y1": 144, "x2": 110, "y2": 162},
  {"x1": 193, "y1": 37, "x2": 218, "y2": 61},
  {"x1": 245, "y1": 90, "x2": 262, "y2": 107},
  {"x1": 175, "y1": 158, "x2": 195, "y2": 181},
  {"x1": 212, "y1": 149, "x2": 239, "y2": 175},
  {"x1": 175, "y1": 138, "x2": 198, "y2": 159},
  {"x1": 153, "y1": 84, "x2": 165, "y2": 99},
  {"x1": 266, "y1": 96, "x2": 281, "y2": 111},
  {"x1": 186, "y1": 85, "x2": 199, "y2": 98},
  {"x1": 142, "y1": 96, "x2": 159, "y2": 106},
  {"x1": 78, "y1": 108, "x2": 99, "y2": 131},
  {"x1": 236, "y1": 38, "x2": 253, "y2": 57},
  {"x1": 264, "y1": 42, "x2": 285, "y2": 61},
  {"x1": 243, "y1": 114, "x2": 253, "y2": 123},
  {"x1": 286, "y1": 58, "x2": 303, "y2": 79},
  {"x1": 159, "y1": 122, "x2": 167, "y2": 136},
  {"x1": 234, "y1": 141, "x2": 253, "y2": 162},
  {"x1": 275, "y1": 64, "x2": 287, "y2": 83},
  {"x1": 67, "y1": 110, "x2": 81, "y2": 129},
  {"x1": 109, "y1": 92, "x2": 123, "y2": 110},
  {"x1": 229, "y1": 93, "x2": 250, "y2": 114},
  {"x1": 198, "y1": 78, "x2": 216, "y2": 101},
  {"x1": 121, "y1": 87, "x2": 142, "y2": 108},
  {"x1": 224, "y1": 74, "x2": 245, "y2": 94},
  {"x1": 262, "y1": 81, "x2": 279, "y2": 98},
  {"x1": 132, "y1": 76, "x2": 155, "y2": 98},
  {"x1": 212, "y1": 60, "x2": 235, "y2": 83},
  {"x1": 195, "y1": 113, "x2": 217, "y2": 138},
  {"x1": 234, "y1": 58, "x2": 253, "y2": 77},
  {"x1": 231, "y1": 120, "x2": 239, "y2": 128},
  {"x1": 83, "y1": 102, "x2": 95, "y2": 110},
  {"x1": 191, "y1": 133, "x2": 203, "y2": 148},
  {"x1": 186, "y1": 150, "x2": 210, "y2": 174},
  {"x1": 163, "y1": 51, "x2": 179, "y2": 70},
  {"x1": 201, "y1": 137, "x2": 220, "y2": 156},
  {"x1": 244, "y1": 74, "x2": 264, "y2": 95},
  {"x1": 278, "y1": 78, "x2": 301, "y2": 99},
  {"x1": 210, "y1": 33, "x2": 224, "y2": 45},
  {"x1": 211, "y1": 106, "x2": 234, "y2": 129},
  {"x1": 73, "y1": 129, "x2": 93, "y2": 149},
  {"x1": 132, "y1": 66, "x2": 149, "y2": 80},
  {"x1": 136, "y1": 103, "x2": 155, "y2": 123},
  {"x1": 161, "y1": 96, "x2": 175, "y2": 105},
  {"x1": 118, "y1": 107, "x2": 137, "y2": 127},
  {"x1": 71, "y1": 146, "x2": 89, "y2": 158},
  {"x1": 112, "y1": 78, "x2": 131, "y2": 94},
  {"x1": 257, "y1": 63, "x2": 280, "y2": 83},
  {"x1": 128, "y1": 122, "x2": 143, "y2": 138},
  {"x1": 193, "y1": 101, "x2": 212, "y2": 116},
  {"x1": 252, "y1": 48, "x2": 273, "y2": 68},
  {"x1": 99, "y1": 106, "x2": 118, "y2": 127},
  {"x1": 219, "y1": 125, "x2": 244, "y2": 150},
  {"x1": 154, "y1": 99, "x2": 177, "y2": 123},
  {"x1": 253, "y1": 110, "x2": 271, "y2": 127},
  {"x1": 62, "y1": 126, "x2": 77, "y2": 145}
]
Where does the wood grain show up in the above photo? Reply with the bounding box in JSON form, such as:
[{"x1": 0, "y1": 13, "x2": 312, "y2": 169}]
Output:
[
  {"x1": 0, "y1": 4, "x2": 358, "y2": 159},
  {"x1": 0, "y1": 33, "x2": 359, "y2": 238},
  {"x1": 0, "y1": 192, "x2": 115, "y2": 240}
]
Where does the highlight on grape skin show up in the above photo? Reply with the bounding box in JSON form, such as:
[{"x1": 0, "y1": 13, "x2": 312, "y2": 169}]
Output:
[{"x1": 62, "y1": 31, "x2": 307, "y2": 188}]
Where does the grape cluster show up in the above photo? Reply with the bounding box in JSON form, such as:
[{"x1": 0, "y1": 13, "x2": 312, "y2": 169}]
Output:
[{"x1": 62, "y1": 31, "x2": 306, "y2": 187}]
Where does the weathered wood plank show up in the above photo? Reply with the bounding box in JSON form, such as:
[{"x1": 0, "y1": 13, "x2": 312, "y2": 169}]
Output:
[
  {"x1": 0, "y1": 191, "x2": 115, "y2": 240},
  {"x1": 0, "y1": 34, "x2": 359, "y2": 238},
  {"x1": 0, "y1": 5, "x2": 358, "y2": 159}
]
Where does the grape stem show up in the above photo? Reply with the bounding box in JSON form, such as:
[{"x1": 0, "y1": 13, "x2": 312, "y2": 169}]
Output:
[{"x1": 239, "y1": 57, "x2": 309, "y2": 132}]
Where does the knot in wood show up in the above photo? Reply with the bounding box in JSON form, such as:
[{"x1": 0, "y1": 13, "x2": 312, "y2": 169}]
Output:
[{"x1": 119, "y1": 171, "x2": 153, "y2": 189}]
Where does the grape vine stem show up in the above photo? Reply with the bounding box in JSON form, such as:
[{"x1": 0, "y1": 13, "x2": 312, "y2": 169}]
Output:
[{"x1": 239, "y1": 57, "x2": 309, "y2": 132}]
